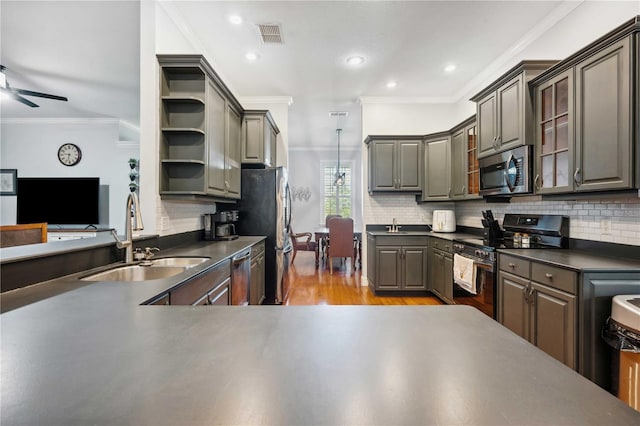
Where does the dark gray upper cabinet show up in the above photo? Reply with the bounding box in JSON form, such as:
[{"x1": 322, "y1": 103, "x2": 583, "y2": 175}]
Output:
[
  {"x1": 206, "y1": 80, "x2": 227, "y2": 196},
  {"x1": 471, "y1": 61, "x2": 559, "y2": 159},
  {"x1": 158, "y1": 54, "x2": 244, "y2": 201},
  {"x1": 531, "y1": 17, "x2": 639, "y2": 194},
  {"x1": 365, "y1": 136, "x2": 423, "y2": 193},
  {"x1": 575, "y1": 37, "x2": 632, "y2": 191},
  {"x1": 242, "y1": 110, "x2": 280, "y2": 167},
  {"x1": 226, "y1": 103, "x2": 242, "y2": 198},
  {"x1": 533, "y1": 69, "x2": 574, "y2": 194},
  {"x1": 449, "y1": 117, "x2": 480, "y2": 200},
  {"x1": 422, "y1": 132, "x2": 451, "y2": 201}
]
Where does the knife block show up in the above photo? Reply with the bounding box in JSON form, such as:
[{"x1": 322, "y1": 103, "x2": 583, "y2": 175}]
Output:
[{"x1": 483, "y1": 221, "x2": 503, "y2": 244}]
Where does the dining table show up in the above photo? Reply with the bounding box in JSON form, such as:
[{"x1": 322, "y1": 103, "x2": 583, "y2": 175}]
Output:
[{"x1": 313, "y1": 227, "x2": 362, "y2": 268}]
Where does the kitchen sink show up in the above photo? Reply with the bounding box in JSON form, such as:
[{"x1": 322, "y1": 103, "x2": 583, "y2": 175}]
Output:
[
  {"x1": 80, "y1": 257, "x2": 209, "y2": 282},
  {"x1": 386, "y1": 231, "x2": 409, "y2": 234},
  {"x1": 80, "y1": 265, "x2": 188, "y2": 282},
  {"x1": 149, "y1": 257, "x2": 209, "y2": 268}
]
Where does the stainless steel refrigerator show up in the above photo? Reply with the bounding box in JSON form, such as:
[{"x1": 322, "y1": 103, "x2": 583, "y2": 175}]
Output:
[{"x1": 234, "y1": 167, "x2": 292, "y2": 304}]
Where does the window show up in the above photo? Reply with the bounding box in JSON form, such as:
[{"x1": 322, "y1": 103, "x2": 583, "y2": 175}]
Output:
[{"x1": 322, "y1": 163, "x2": 352, "y2": 219}]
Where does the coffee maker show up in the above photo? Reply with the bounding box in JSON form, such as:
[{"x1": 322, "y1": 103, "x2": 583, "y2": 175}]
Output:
[{"x1": 203, "y1": 211, "x2": 239, "y2": 241}]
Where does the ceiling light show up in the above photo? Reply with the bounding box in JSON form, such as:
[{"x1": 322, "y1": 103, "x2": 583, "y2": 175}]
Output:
[
  {"x1": 245, "y1": 52, "x2": 259, "y2": 61},
  {"x1": 346, "y1": 56, "x2": 365, "y2": 66},
  {"x1": 444, "y1": 64, "x2": 457, "y2": 72},
  {"x1": 386, "y1": 81, "x2": 397, "y2": 89},
  {"x1": 228, "y1": 15, "x2": 243, "y2": 25}
]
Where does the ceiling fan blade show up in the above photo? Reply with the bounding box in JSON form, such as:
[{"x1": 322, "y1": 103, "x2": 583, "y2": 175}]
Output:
[
  {"x1": 13, "y1": 88, "x2": 67, "y2": 102},
  {"x1": 0, "y1": 87, "x2": 39, "y2": 107}
]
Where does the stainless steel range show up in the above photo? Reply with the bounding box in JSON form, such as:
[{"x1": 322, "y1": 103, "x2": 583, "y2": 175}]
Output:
[{"x1": 452, "y1": 213, "x2": 569, "y2": 319}]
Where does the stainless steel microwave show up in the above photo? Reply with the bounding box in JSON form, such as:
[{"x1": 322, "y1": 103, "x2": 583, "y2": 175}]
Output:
[{"x1": 479, "y1": 145, "x2": 532, "y2": 196}]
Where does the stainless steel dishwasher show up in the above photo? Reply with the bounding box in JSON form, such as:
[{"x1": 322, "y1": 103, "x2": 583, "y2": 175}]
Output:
[{"x1": 231, "y1": 249, "x2": 251, "y2": 305}]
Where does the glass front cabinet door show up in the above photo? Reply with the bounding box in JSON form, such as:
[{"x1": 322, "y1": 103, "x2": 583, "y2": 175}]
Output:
[{"x1": 534, "y1": 70, "x2": 574, "y2": 194}]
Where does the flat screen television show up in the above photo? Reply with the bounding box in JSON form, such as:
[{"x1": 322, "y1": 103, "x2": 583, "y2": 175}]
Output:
[{"x1": 17, "y1": 177, "x2": 100, "y2": 226}]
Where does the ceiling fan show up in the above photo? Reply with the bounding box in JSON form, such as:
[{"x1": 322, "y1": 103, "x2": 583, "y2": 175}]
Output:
[{"x1": 0, "y1": 65, "x2": 68, "y2": 107}]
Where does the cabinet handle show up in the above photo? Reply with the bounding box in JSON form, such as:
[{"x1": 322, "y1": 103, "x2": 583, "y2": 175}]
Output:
[
  {"x1": 523, "y1": 284, "x2": 530, "y2": 304},
  {"x1": 496, "y1": 135, "x2": 501, "y2": 146},
  {"x1": 462, "y1": 185, "x2": 466, "y2": 194},
  {"x1": 573, "y1": 168, "x2": 581, "y2": 187},
  {"x1": 508, "y1": 262, "x2": 516, "y2": 268},
  {"x1": 534, "y1": 174, "x2": 541, "y2": 191},
  {"x1": 528, "y1": 286, "x2": 536, "y2": 306},
  {"x1": 545, "y1": 273, "x2": 553, "y2": 280},
  {"x1": 492, "y1": 136, "x2": 498, "y2": 150}
]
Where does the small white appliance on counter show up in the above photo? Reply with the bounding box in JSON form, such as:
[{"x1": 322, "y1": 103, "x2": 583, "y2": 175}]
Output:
[{"x1": 432, "y1": 210, "x2": 456, "y2": 233}]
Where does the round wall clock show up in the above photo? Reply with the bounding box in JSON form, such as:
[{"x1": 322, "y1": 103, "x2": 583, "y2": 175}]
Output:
[{"x1": 57, "y1": 143, "x2": 82, "y2": 166}]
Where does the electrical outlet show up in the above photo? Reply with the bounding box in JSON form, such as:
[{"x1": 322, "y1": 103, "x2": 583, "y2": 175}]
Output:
[
  {"x1": 600, "y1": 219, "x2": 611, "y2": 235},
  {"x1": 160, "y1": 216, "x2": 169, "y2": 231}
]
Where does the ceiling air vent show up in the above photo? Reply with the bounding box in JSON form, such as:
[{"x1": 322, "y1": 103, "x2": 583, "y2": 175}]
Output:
[{"x1": 257, "y1": 24, "x2": 284, "y2": 44}]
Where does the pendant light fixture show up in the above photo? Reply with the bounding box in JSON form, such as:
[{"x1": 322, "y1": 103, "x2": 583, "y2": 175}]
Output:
[{"x1": 334, "y1": 128, "x2": 345, "y2": 186}]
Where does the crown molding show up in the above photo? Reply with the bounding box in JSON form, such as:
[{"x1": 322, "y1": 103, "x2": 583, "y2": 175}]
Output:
[{"x1": 238, "y1": 96, "x2": 294, "y2": 106}]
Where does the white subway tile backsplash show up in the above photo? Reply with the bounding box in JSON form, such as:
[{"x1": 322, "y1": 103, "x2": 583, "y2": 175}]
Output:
[{"x1": 365, "y1": 194, "x2": 640, "y2": 246}]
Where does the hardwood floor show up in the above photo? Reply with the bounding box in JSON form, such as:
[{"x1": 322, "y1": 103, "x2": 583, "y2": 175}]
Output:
[{"x1": 284, "y1": 252, "x2": 443, "y2": 306}]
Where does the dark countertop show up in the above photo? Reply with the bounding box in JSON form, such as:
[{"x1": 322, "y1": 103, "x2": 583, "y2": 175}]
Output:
[
  {"x1": 498, "y1": 248, "x2": 640, "y2": 272},
  {"x1": 2, "y1": 301, "x2": 638, "y2": 425},
  {"x1": 0, "y1": 236, "x2": 265, "y2": 313}
]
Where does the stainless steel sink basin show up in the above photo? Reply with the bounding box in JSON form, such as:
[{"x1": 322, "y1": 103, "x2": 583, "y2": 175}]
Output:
[
  {"x1": 80, "y1": 265, "x2": 187, "y2": 282},
  {"x1": 150, "y1": 257, "x2": 209, "y2": 268}
]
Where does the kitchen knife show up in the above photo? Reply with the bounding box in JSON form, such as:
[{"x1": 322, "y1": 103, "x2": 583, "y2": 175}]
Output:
[
  {"x1": 487, "y1": 210, "x2": 495, "y2": 222},
  {"x1": 481, "y1": 219, "x2": 489, "y2": 228}
]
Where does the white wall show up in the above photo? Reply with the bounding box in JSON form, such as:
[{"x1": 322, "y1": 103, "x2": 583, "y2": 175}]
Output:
[
  {"x1": 288, "y1": 147, "x2": 362, "y2": 234},
  {"x1": 0, "y1": 119, "x2": 137, "y2": 233}
]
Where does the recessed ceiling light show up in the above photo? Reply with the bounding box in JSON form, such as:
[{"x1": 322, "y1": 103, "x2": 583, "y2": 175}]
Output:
[
  {"x1": 245, "y1": 52, "x2": 259, "y2": 61},
  {"x1": 346, "y1": 56, "x2": 365, "y2": 66},
  {"x1": 444, "y1": 64, "x2": 457, "y2": 72},
  {"x1": 229, "y1": 15, "x2": 243, "y2": 25},
  {"x1": 386, "y1": 81, "x2": 397, "y2": 89}
]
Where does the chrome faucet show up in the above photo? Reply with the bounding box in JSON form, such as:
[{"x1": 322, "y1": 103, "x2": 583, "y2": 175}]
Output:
[
  {"x1": 387, "y1": 218, "x2": 401, "y2": 233},
  {"x1": 112, "y1": 192, "x2": 144, "y2": 263}
]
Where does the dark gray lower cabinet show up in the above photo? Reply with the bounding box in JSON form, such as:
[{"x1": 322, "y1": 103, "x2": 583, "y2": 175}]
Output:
[
  {"x1": 146, "y1": 259, "x2": 231, "y2": 306},
  {"x1": 367, "y1": 234, "x2": 428, "y2": 292},
  {"x1": 250, "y1": 242, "x2": 266, "y2": 305},
  {"x1": 428, "y1": 237, "x2": 453, "y2": 303},
  {"x1": 498, "y1": 254, "x2": 576, "y2": 369}
]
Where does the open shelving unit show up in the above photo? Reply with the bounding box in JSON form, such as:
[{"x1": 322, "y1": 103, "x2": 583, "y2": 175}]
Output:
[{"x1": 159, "y1": 67, "x2": 207, "y2": 195}]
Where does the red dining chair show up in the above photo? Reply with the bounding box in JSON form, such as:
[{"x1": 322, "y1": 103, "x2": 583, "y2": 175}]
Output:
[{"x1": 327, "y1": 217, "x2": 355, "y2": 273}]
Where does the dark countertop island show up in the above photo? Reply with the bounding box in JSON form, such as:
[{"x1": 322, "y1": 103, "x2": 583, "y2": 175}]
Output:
[
  {"x1": 2, "y1": 289, "x2": 639, "y2": 424},
  {"x1": 498, "y1": 248, "x2": 640, "y2": 271}
]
